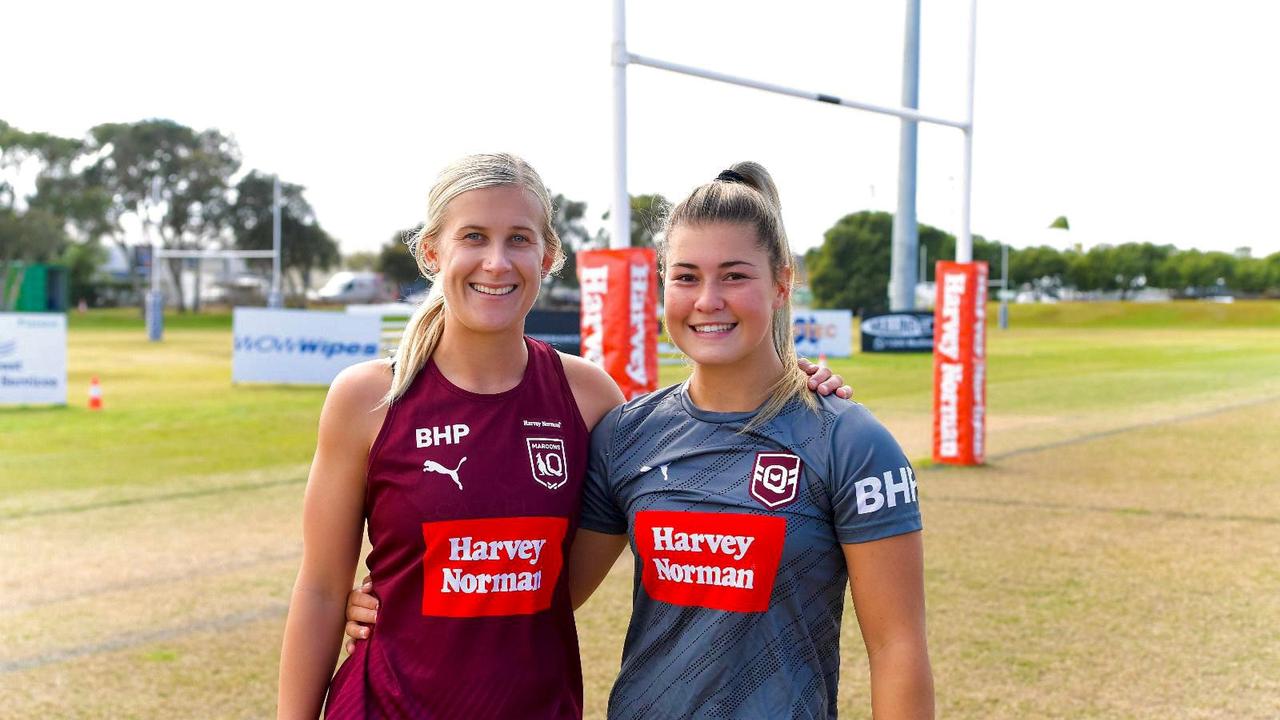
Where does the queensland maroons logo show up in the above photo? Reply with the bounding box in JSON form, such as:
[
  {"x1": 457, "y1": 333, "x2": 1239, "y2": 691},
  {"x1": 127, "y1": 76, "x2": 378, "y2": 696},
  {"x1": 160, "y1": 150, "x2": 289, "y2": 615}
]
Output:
[
  {"x1": 526, "y1": 437, "x2": 568, "y2": 490},
  {"x1": 750, "y1": 452, "x2": 802, "y2": 509}
]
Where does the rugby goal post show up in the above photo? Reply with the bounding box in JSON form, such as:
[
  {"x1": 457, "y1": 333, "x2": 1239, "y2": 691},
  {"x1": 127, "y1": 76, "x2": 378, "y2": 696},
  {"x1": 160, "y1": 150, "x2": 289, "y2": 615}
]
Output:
[
  {"x1": 145, "y1": 176, "x2": 285, "y2": 341},
  {"x1": 607, "y1": 0, "x2": 987, "y2": 465}
]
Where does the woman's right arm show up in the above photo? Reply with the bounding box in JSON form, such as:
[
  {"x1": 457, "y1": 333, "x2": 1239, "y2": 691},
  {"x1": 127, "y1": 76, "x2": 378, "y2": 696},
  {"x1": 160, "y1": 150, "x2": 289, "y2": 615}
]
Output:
[{"x1": 278, "y1": 360, "x2": 390, "y2": 720}]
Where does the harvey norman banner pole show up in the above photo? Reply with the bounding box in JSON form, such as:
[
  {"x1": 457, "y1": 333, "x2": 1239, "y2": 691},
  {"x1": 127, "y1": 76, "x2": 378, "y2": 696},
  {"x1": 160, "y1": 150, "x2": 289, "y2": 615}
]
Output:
[
  {"x1": 957, "y1": 0, "x2": 978, "y2": 263},
  {"x1": 610, "y1": 0, "x2": 630, "y2": 250},
  {"x1": 890, "y1": 0, "x2": 922, "y2": 312}
]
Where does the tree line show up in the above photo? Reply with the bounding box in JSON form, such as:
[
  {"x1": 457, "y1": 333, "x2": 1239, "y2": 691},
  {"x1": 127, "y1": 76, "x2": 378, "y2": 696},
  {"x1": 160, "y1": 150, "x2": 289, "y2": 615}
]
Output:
[
  {"x1": 0, "y1": 119, "x2": 337, "y2": 311},
  {"x1": 806, "y1": 211, "x2": 1280, "y2": 314},
  {"x1": 8, "y1": 118, "x2": 1276, "y2": 315}
]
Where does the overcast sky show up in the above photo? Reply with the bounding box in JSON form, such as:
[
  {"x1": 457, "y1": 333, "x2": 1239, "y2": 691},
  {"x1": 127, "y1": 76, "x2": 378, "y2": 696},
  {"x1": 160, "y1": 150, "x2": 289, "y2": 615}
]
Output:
[{"x1": 6, "y1": 0, "x2": 1279, "y2": 259}]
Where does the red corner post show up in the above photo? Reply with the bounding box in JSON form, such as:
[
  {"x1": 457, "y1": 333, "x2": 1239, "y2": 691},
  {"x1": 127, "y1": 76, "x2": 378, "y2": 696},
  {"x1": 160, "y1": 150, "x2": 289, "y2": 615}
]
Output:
[
  {"x1": 577, "y1": 248, "x2": 659, "y2": 400},
  {"x1": 932, "y1": 261, "x2": 987, "y2": 465}
]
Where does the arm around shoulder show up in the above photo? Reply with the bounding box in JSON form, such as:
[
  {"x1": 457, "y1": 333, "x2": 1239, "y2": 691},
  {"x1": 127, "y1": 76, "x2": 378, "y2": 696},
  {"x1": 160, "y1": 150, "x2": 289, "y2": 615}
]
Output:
[
  {"x1": 559, "y1": 352, "x2": 625, "y2": 432},
  {"x1": 278, "y1": 359, "x2": 391, "y2": 720}
]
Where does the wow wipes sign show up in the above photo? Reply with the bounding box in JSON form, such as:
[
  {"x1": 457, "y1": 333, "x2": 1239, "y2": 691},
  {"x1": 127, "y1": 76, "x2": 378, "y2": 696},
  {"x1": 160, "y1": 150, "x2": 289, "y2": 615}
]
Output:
[
  {"x1": 0, "y1": 313, "x2": 67, "y2": 405},
  {"x1": 232, "y1": 308, "x2": 382, "y2": 385}
]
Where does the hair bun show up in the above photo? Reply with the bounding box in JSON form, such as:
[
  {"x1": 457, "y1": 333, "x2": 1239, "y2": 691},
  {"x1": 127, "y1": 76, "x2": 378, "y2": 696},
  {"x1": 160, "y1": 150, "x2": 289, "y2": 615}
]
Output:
[{"x1": 716, "y1": 169, "x2": 748, "y2": 184}]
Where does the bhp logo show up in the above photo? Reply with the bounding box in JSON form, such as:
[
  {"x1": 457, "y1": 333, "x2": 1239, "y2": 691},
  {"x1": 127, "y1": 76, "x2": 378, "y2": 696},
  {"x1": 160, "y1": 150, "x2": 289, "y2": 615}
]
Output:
[{"x1": 635, "y1": 511, "x2": 786, "y2": 613}]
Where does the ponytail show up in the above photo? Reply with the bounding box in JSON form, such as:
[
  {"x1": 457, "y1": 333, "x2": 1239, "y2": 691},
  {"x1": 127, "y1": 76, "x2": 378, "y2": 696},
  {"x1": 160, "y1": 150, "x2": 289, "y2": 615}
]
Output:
[
  {"x1": 659, "y1": 161, "x2": 816, "y2": 432},
  {"x1": 384, "y1": 283, "x2": 447, "y2": 405}
]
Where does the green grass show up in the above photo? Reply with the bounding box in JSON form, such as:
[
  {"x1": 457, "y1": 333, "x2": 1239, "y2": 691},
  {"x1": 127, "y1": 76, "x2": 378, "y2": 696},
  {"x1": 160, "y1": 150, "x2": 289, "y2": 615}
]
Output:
[{"x1": 2, "y1": 301, "x2": 1279, "y2": 718}]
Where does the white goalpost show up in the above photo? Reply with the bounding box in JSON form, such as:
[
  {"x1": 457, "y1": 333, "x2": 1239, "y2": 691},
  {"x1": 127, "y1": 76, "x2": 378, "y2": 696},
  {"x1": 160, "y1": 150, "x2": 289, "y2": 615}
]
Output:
[
  {"x1": 608, "y1": 1, "x2": 988, "y2": 466},
  {"x1": 145, "y1": 176, "x2": 285, "y2": 341},
  {"x1": 608, "y1": 0, "x2": 979, "y2": 263}
]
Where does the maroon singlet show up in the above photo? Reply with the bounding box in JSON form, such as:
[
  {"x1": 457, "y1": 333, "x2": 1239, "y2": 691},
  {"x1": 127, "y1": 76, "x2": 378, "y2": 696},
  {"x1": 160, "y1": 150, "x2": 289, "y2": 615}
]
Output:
[{"x1": 324, "y1": 338, "x2": 588, "y2": 719}]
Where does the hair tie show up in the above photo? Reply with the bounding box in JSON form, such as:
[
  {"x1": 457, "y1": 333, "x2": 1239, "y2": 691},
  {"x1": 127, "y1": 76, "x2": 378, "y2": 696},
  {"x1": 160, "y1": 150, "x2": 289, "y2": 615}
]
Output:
[{"x1": 716, "y1": 169, "x2": 747, "y2": 185}]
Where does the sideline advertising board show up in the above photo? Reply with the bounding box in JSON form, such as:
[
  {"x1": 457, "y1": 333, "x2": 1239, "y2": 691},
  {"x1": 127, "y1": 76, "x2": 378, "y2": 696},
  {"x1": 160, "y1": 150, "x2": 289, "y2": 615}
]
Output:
[
  {"x1": 577, "y1": 248, "x2": 658, "y2": 400},
  {"x1": 525, "y1": 310, "x2": 581, "y2": 356},
  {"x1": 932, "y1": 261, "x2": 988, "y2": 465},
  {"x1": 793, "y1": 309, "x2": 853, "y2": 358},
  {"x1": 861, "y1": 311, "x2": 935, "y2": 353},
  {"x1": 0, "y1": 313, "x2": 67, "y2": 405},
  {"x1": 232, "y1": 308, "x2": 382, "y2": 385}
]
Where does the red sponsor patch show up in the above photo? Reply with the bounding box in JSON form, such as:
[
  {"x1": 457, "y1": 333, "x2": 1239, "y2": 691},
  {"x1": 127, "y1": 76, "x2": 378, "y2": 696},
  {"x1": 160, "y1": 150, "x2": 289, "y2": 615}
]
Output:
[
  {"x1": 421, "y1": 516, "x2": 567, "y2": 617},
  {"x1": 634, "y1": 511, "x2": 786, "y2": 613}
]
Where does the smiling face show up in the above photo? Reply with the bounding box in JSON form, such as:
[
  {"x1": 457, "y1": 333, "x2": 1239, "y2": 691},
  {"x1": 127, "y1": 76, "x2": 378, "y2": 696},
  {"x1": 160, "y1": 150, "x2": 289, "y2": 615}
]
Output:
[
  {"x1": 425, "y1": 184, "x2": 553, "y2": 336},
  {"x1": 663, "y1": 221, "x2": 789, "y2": 371}
]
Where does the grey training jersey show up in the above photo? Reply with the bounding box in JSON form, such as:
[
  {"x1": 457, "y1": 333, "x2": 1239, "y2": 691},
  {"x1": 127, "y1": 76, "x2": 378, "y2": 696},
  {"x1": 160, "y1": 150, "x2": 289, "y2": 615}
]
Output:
[{"x1": 580, "y1": 383, "x2": 922, "y2": 720}]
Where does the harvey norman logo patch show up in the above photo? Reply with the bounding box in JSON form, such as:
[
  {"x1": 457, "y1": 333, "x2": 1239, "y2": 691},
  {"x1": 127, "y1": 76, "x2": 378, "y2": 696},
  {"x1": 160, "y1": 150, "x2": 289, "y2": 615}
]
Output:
[
  {"x1": 421, "y1": 516, "x2": 567, "y2": 617},
  {"x1": 750, "y1": 452, "x2": 802, "y2": 509},
  {"x1": 634, "y1": 511, "x2": 786, "y2": 613},
  {"x1": 526, "y1": 437, "x2": 568, "y2": 490}
]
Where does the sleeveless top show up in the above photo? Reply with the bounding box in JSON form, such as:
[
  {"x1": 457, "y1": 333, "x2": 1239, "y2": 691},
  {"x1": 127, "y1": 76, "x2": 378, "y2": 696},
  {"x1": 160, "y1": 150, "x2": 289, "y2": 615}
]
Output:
[{"x1": 325, "y1": 337, "x2": 589, "y2": 719}]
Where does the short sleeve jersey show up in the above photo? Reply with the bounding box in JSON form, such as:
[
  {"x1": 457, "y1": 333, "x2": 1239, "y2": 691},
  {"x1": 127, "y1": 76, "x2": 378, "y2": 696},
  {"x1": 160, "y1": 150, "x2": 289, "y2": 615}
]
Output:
[{"x1": 580, "y1": 383, "x2": 921, "y2": 720}]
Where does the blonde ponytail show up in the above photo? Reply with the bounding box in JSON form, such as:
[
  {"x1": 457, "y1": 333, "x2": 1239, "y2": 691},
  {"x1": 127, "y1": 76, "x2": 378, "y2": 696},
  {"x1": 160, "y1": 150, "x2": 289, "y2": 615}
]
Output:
[
  {"x1": 385, "y1": 284, "x2": 447, "y2": 404},
  {"x1": 382, "y1": 153, "x2": 563, "y2": 405}
]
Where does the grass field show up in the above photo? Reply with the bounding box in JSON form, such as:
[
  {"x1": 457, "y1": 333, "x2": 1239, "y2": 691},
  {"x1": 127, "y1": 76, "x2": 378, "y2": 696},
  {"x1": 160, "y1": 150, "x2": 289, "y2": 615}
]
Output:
[{"x1": 1, "y1": 302, "x2": 1278, "y2": 718}]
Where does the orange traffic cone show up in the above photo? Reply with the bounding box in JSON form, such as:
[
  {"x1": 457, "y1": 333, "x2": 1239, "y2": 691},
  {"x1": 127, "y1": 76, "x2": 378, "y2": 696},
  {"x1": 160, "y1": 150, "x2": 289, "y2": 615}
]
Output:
[
  {"x1": 818, "y1": 352, "x2": 828, "y2": 368},
  {"x1": 88, "y1": 377, "x2": 103, "y2": 411}
]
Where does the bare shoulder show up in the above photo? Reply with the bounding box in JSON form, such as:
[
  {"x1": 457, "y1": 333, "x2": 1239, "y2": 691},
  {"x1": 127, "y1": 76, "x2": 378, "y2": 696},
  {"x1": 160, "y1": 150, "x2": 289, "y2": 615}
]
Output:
[
  {"x1": 327, "y1": 358, "x2": 393, "y2": 411},
  {"x1": 557, "y1": 352, "x2": 624, "y2": 431},
  {"x1": 320, "y1": 359, "x2": 393, "y2": 448}
]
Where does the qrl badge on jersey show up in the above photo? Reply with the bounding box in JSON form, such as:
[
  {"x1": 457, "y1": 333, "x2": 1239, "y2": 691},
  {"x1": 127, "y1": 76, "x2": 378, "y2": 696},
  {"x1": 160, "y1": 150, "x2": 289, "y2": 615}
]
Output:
[
  {"x1": 750, "y1": 452, "x2": 803, "y2": 509},
  {"x1": 526, "y1": 437, "x2": 568, "y2": 490}
]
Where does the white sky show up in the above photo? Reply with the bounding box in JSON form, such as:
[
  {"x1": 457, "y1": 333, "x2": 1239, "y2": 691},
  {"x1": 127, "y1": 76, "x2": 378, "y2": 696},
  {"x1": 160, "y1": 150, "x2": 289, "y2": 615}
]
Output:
[{"x1": 6, "y1": 0, "x2": 1279, "y2": 258}]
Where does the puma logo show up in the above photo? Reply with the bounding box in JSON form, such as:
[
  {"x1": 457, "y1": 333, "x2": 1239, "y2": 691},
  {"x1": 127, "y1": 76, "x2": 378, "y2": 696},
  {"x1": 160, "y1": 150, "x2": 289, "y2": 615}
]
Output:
[
  {"x1": 423, "y1": 457, "x2": 467, "y2": 490},
  {"x1": 640, "y1": 464, "x2": 670, "y2": 482}
]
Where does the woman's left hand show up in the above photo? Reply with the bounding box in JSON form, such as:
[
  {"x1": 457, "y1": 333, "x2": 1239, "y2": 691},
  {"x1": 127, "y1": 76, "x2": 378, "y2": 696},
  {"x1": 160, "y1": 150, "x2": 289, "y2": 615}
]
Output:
[{"x1": 798, "y1": 357, "x2": 853, "y2": 399}]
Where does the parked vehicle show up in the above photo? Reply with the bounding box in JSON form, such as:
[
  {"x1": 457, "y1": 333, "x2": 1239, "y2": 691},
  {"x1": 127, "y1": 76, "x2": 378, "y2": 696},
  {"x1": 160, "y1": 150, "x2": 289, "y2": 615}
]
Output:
[{"x1": 309, "y1": 272, "x2": 393, "y2": 304}]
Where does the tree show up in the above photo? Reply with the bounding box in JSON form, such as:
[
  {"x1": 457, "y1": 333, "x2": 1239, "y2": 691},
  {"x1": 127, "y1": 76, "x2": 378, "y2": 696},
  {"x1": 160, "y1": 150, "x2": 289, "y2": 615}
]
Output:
[
  {"x1": 1009, "y1": 245, "x2": 1068, "y2": 287},
  {"x1": 61, "y1": 239, "x2": 107, "y2": 306},
  {"x1": 807, "y1": 211, "x2": 962, "y2": 315},
  {"x1": 806, "y1": 211, "x2": 894, "y2": 315},
  {"x1": 223, "y1": 171, "x2": 339, "y2": 297},
  {"x1": 598, "y1": 193, "x2": 669, "y2": 249},
  {"x1": 1233, "y1": 257, "x2": 1271, "y2": 295},
  {"x1": 82, "y1": 119, "x2": 241, "y2": 311},
  {"x1": 0, "y1": 207, "x2": 69, "y2": 310},
  {"x1": 377, "y1": 228, "x2": 424, "y2": 292},
  {"x1": 0, "y1": 121, "x2": 81, "y2": 309},
  {"x1": 344, "y1": 251, "x2": 377, "y2": 271},
  {"x1": 549, "y1": 192, "x2": 592, "y2": 288}
]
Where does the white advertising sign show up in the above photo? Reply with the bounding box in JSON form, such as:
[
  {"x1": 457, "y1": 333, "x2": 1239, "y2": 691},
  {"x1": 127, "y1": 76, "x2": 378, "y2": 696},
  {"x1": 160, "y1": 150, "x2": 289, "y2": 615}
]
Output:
[
  {"x1": 0, "y1": 313, "x2": 67, "y2": 405},
  {"x1": 232, "y1": 308, "x2": 382, "y2": 385},
  {"x1": 793, "y1": 309, "x2": 854, "y2": 358}
]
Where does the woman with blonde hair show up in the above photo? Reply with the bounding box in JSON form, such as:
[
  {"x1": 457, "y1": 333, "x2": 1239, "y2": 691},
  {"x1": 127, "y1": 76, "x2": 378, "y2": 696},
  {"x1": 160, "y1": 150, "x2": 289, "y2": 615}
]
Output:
[
  {"x1": 278, "y1": 153, "x2": 848, "y2": 719},
  {"x1": 346, "y1": 161, "x2": 932, "y2": 718}
]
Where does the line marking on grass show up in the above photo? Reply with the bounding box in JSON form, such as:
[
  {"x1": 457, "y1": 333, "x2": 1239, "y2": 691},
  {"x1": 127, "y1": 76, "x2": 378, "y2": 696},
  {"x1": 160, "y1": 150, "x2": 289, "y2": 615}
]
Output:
[
  {"x1": 915, "y1": 393, "x2": 1280, "y2": 470},
  {"x1": 0, "y1": 603, "x2": 289, "y2": 675},
  {"x1": 926, "y1": 494, "x2": 1280, "y2": 526},
  {"x1": 1, "y1": 549, "x2": 302, "y2": 614},
  {"x1": 922, "y1": 394, "x2": 1280, "y2": 525},
  {"x1": 0, "y1": 477, "x2": 306, "y2": 522},
  {"x1": 985, "y1": 394, "x2": 1280, "y2": 463}
]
